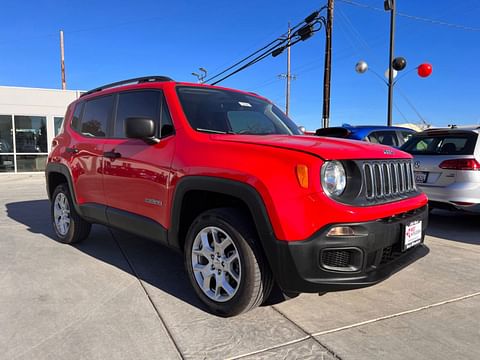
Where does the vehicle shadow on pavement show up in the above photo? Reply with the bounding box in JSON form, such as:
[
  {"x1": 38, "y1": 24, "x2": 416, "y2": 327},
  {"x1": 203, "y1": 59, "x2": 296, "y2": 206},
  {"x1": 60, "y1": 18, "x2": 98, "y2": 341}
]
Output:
[
  {"x1": 427, "y1": 210, "x2": 479, "y2": 245},
  {"x1": 5, "y1": 199, "x2": 209, "y2": 313}
]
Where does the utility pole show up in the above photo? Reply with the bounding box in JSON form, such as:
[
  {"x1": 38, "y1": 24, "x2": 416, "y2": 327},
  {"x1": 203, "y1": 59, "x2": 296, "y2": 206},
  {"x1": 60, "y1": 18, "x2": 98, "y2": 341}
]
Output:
[
  {"x1": 286, "y1": 23, "x2": 292, "y2": 116},
  {"x1": 278, "y1": 23, "x2": 296, "y2": 116},
  {"x1": 385, "y1": 0, "x2": 396, "y2": 126},
  {"x1": 60, "y1": 30, "x2": 66, "y2": 90},
  {"x1": 322, "y1": 0, "x2": 334, "y2": 128}
]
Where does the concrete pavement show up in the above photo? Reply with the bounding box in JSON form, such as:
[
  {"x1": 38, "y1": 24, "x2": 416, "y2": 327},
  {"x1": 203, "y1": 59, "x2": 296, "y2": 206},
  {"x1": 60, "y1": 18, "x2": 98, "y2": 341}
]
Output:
[{"x1": 1, "y1": 174, "x2": 479, "y2": 359}]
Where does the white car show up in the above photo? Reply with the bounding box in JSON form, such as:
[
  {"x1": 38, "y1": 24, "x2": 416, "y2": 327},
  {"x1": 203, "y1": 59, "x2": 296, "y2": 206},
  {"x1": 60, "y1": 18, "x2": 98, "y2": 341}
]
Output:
[{"x1": 401, "y1": 126, "x2": 480, "y2": 213}]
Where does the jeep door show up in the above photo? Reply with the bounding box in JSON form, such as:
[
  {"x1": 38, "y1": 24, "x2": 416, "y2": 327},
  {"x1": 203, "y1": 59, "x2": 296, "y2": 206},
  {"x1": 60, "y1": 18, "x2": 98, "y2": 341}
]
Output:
[
  {"x1": 68, "y1": 95, "x2": 114, "y2": 207},
  {"x1": 102, "y1": 90, "x2": 175, "y2": 231}
]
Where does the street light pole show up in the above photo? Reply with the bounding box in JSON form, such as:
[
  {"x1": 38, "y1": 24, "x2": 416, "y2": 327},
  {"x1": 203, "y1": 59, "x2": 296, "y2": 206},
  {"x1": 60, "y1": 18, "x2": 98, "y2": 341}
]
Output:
[
  {"x1": 191, "y1": 68, "x2": 208, "y2": 83},
  {"x1": 386, "y1": 0, "x2": 396, "y2": 126},
  {"x1": 322, "y1": 0, "x2": 334, "y2": 129}
]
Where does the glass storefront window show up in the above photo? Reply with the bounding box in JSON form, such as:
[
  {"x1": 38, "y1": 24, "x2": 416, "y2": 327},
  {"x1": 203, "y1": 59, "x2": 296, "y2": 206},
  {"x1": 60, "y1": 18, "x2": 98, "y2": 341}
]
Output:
[
  {"x1": 0, "y1": 155, "x2": 15, "y2": 172},
  {"x1": 54, "y1": 117, "x2": 64, "y2": 136},
  {"x1": 14, "y1": 115, "x2": 47, "y2": 153},
  {"x1": 0, "y1": 115, "x2": 13, "y2": 153},
  {"x1": 0, "y1": 114, "x2": 55, "y2": 173},
  {"x1": 16, "y1": 155, "x2": 47, "y2": 172}
]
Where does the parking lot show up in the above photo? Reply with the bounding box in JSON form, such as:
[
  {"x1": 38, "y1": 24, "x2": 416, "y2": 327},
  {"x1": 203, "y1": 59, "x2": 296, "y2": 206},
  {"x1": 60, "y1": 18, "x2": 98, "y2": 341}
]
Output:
[{"x1": 1, "y1": 173, "x2": 479, "y2": 360}]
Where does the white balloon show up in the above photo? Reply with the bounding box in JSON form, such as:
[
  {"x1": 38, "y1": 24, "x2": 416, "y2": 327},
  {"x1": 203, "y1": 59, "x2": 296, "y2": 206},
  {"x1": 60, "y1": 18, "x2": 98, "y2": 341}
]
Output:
[{"x1": 384, "y1": 68, "x2": 398, "y2": 79}]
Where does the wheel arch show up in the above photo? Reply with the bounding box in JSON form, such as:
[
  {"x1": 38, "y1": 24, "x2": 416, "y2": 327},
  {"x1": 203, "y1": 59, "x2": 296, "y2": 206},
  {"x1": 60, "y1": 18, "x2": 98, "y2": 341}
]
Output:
[
  {"x1": 168, "y1": 176, "x2": 277, "y2": 257},
  {"x1": 45, "y1": 163, "x2": 80, "y2": 211}
]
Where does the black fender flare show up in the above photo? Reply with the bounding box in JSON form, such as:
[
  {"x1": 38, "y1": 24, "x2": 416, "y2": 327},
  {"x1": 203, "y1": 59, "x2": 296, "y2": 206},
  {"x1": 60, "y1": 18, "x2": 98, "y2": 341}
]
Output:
[
  {"x1": 45, "y1": 162, "x2": 79, "y2": 209},
  {"x1": 45, "y1": 163, "x2": 107, "y2": 224},
  {"x1": 168, "y1": 176, "x2": 278, "y2": 256}
]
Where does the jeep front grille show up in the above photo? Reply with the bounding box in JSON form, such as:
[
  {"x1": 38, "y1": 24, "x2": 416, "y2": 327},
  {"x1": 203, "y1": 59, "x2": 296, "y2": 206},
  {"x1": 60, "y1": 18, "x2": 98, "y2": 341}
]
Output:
[{"x1": 363, "y1": 160, "x2": 416, "y2": 202}]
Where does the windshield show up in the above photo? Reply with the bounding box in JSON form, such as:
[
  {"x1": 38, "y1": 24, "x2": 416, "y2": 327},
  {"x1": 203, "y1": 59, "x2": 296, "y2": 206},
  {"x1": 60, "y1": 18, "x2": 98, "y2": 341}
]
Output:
[
  {"x1": 176, "y1": 86, "x2": 302, "y2": 135},
  {"x1": 401, "y1": 132, "x2": 478, "y2": 155}
]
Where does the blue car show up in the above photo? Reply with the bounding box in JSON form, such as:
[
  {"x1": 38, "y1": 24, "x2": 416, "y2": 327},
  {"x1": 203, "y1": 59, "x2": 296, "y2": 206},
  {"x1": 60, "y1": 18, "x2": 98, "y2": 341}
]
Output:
[{"x1": 314, "y1": 124, "x2": 415, "y2": 147}]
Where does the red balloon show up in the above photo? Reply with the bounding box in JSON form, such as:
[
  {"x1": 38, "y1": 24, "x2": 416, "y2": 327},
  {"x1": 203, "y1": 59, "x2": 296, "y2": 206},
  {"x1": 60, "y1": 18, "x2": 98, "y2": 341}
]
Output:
[{"x1": 417, "y1": 63, "x2": 432, "y2": 78}]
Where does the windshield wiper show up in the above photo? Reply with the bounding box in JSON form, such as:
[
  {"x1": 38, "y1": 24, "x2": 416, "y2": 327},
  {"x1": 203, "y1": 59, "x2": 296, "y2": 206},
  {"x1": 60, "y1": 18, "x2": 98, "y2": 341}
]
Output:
[
  {"x1": 196, "y1": 128, "x2": 234, "y2": 134},
  {"x1": 237, "y1": 131, "x2": 276, "y2": 135}
]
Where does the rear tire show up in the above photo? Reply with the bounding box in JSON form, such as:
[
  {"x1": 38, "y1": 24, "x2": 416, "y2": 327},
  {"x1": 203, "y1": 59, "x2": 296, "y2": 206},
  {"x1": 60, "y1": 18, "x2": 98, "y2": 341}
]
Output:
[
  {"x1": 184, "y1": 208, "x2": 273, "y2": 317},
  {"x1": 51, "y1": 183, "x2": 91, "y2": 244}
]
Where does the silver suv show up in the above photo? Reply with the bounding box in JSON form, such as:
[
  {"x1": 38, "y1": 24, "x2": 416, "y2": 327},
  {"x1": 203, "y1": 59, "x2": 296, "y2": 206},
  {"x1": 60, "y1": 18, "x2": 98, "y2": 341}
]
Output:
[{"x1": 401, "y1": 126, "x2": 480, "y2": 213}]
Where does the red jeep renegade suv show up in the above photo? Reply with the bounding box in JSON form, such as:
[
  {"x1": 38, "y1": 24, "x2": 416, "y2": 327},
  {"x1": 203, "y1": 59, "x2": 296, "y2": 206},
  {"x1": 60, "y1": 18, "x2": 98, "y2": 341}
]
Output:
[{"x1": 46, "y1": 76, "x2": 429, "y2": 316}]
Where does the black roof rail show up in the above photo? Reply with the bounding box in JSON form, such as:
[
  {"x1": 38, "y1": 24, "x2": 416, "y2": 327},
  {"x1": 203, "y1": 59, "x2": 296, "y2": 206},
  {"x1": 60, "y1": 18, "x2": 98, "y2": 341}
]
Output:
[{"x1": 80, "y1": 75, "x2": 174, "y2": 98}]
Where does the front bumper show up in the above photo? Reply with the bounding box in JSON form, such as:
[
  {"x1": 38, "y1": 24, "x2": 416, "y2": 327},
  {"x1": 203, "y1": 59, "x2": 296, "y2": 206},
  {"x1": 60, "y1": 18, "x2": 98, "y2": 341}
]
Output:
[{"x1": 269, "y1": 205, "x2": 429, "y2": 293}]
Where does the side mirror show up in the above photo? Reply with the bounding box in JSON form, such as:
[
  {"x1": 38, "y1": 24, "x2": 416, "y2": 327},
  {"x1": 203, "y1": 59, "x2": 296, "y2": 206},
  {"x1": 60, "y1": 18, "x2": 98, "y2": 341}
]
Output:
[
  {"x1": 298, "y1": 126, "x2": 306, "y2": 133},
  {"x1": 125, "y1": 117, "x2": 159, "y2": 144}
]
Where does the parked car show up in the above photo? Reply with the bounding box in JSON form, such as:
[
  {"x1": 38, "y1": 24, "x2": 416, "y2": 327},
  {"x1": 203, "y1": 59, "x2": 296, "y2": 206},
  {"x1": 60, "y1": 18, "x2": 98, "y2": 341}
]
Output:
[
  {"x1": 315, "y1": 124, "x2": 415, "y2": 147},
  {"x1": 401, "y1": 126, "x2": 480, "y2": 213},
  {"x1": 46, "y1": 76, "x2": 428, "y2": 317}
]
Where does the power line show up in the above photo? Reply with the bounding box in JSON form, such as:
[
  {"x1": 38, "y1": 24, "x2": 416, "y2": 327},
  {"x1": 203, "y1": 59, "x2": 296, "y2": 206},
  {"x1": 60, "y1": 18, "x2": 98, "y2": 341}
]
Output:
[
  {"x1": 395, "y1": 85, "x2": 428, "y2": 125},
  {"x1": 207, "y1": 24, "x2": 288, "y2": 74},
  {"x1": 204, "y1": 6, "x2": 327, "y2": 85},
  {"x1": 0, "y1": 15, "x2": 166, "y2": 46},
  {"x1": 338, "y1": 0, "x2": 480, "y2": 32}
]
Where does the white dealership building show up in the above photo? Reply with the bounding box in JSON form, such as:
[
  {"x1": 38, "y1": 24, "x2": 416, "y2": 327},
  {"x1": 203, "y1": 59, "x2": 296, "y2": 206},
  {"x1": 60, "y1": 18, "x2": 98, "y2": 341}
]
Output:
[{"x1": 0, "y1": 86, "x2": 82, "y2": 173}]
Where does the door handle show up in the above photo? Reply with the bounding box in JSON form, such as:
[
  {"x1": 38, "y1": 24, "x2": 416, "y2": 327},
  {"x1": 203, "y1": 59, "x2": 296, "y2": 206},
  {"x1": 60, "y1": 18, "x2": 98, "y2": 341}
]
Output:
[
  {"x1": 65, "y1": 147, "x2": 78, "y2": 154},
  {"x1": 103, "y1": 151, "x2": 121, "y2": 159}
]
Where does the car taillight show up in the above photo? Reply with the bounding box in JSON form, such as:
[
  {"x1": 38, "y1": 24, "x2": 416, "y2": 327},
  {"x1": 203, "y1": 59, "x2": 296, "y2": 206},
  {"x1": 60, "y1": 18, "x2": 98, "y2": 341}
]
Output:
[{"x1": 439, "y1": 159, "x2": 480, "y2": 170}]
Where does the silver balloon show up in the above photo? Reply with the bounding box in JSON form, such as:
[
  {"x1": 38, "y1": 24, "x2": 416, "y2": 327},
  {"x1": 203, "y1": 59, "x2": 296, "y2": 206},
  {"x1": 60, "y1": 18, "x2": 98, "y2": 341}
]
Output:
[{"x1": 355, "y1": 61, "x2": 368, "y2": 74}]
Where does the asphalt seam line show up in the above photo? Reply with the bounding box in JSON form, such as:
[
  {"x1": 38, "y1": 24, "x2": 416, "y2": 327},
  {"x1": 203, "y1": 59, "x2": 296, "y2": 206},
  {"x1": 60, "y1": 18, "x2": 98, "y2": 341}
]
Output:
[
  {"x1": 108, "y1": 228, "x2": 185, "y2": 360},
  {"x1": 228, "y1": 291, "x2": 480, "y2": 360},
  {"x1": 312, "y1": 291, "x2": 480, "y2": 337}
]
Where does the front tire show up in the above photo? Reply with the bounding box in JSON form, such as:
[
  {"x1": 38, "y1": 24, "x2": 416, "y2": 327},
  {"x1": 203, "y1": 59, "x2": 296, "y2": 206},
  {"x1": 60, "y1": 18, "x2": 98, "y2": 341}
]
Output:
[
  {"x1": 51, "y1": 183, "x2": 91, "y2": 244},
  {"x1": 184, "y1": 208, "x2": 273, "y2": 317}
]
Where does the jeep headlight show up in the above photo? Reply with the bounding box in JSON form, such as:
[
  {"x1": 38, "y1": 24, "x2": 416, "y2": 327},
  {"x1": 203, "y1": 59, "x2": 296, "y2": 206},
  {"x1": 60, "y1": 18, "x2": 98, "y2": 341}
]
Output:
[{"x1": 321, "y1": 161, "x2": 346, "y2": 197}]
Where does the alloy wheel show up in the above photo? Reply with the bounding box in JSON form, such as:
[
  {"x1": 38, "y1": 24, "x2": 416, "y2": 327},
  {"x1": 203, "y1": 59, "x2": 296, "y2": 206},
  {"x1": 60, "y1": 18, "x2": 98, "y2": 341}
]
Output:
[
  {"x1": 191, "y1": 226, "x2": 241, "y2": 302},
  {"x1": 53, "y1": 192, "x2": 71, "y2": 236}
]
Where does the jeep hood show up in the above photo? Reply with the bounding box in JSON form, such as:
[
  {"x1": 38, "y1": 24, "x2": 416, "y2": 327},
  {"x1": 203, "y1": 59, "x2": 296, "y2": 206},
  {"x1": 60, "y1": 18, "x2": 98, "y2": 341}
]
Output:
[{"x1": 213, "y1": 134, "x2": 411, "y2": 160}]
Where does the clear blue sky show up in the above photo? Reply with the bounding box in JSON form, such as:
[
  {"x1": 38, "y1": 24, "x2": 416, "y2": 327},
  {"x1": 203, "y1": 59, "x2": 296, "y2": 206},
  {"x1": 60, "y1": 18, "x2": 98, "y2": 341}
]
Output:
[{"x1": 1, "y1": 0, "x2": 479, "y2": 130}]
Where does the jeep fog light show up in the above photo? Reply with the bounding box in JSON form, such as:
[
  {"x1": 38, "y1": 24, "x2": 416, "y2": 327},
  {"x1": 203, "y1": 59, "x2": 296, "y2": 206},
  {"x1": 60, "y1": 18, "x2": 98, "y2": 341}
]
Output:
[
  {"x1": 327, "y1": 226, "x2": 356, "y2": 237},
  {"x1": 321, "y1": 161, "x2": 346, "y2": 197}
]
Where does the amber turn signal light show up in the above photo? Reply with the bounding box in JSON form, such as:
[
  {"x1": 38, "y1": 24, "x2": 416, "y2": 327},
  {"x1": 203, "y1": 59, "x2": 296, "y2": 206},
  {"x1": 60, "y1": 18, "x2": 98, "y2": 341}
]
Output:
[{"x1": 296, "y1": 164, "x2": 309, "y2": 188}]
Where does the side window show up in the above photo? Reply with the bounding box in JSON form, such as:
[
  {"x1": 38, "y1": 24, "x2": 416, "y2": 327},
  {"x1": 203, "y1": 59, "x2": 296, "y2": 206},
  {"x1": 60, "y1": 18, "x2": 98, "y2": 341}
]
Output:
[
  {"x1": 367, "y1": 132, "x2": 380, "y2": 143},
  {"x1": 115, "y1": 91, "x2": 159, "y2": 138},
  {"x1": 54, "y1": 117, "x2": 64, "y2": 136},
  {"x1": 80, "y1": 96, "x2": 113, "y2": 137},
  {"x1": 367, "y1": 131, "x2": 398, "y2": 147},
  {"x1": 399, "y1": 131, "x2": 414, "y2": 144},
  {"x1": 160, "y1": 95, "x2": 174, "y2": 138}
]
